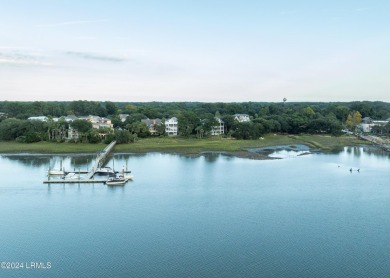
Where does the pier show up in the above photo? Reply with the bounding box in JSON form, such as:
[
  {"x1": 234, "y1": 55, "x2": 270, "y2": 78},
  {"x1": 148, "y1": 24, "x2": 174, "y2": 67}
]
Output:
[
  {"x1": 85, "y1": 140, "x2": 117, "y2": 179},
  {"x1": 44, "y1": 141, "x2": 118, "y2": 184},
  {"x1": 43, "y1": 180, "x2": 106, "y2": 184}
]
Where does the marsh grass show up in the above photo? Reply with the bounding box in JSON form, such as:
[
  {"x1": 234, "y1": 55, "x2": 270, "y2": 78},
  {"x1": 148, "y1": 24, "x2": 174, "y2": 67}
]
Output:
[{"x1": 0, "y1": 134, "x2": 368, "y2": 154}]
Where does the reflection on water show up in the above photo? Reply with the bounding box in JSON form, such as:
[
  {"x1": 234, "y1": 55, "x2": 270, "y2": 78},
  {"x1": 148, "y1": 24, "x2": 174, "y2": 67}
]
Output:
[
  {"x1": 1, "y1": 154, "x2": 51, "y2": 167},
  {"x1": 0, "y1": 147, "x2": 390, "y2": 277}
]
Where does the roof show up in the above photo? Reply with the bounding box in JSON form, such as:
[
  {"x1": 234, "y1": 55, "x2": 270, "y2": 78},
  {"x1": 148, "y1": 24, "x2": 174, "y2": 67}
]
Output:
[
  {"x1": 215, "y1": 117, "x2": 224, "y2": 123},
  {"x1": 141, "y1": 118, "x2": 162, "y2": 127},
  {"x1": 28, "y1": 116, "x2": 48, "y2": 121}
]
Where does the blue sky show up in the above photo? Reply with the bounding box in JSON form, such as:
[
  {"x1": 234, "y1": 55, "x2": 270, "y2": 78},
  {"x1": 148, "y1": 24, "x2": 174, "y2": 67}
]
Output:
[{"x1": 1, "y1": 0, "x2": 389, "y2": 102}]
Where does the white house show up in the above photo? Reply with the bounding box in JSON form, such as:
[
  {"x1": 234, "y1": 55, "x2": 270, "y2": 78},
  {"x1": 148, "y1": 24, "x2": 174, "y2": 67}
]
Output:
[
  {"x1": 211, "y1": 117, "x2": 224, "y2": 136},
  {"x1": 360, "y1": 117, "x2": 389, "y2": 133},
  {"x1": 233, "y1": 114, "x2": 250, "y2": 122},
  {"x1": 165, "y1": 117, "x2": 178, "y2": 136},
  {"x1": 28, "y1": 116, "x2": 48, "y2": 121},
  {"x1": 67, "y1": 127, "x2": 80, "y2": 140}
]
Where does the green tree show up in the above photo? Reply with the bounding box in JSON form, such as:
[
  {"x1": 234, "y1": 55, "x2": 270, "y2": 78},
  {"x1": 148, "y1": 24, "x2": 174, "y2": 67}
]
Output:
[
  {"x1": 126, "y1": 122, "x2": 150, "y2": 138},
  {"x1": 87, "y1": 129, "x2": 101, "y2": 143},
  {"x1": 70, "y1": 119, "x2": 92, "y2": 142},
  {"x1": 177, "y1": 111, "x2": 199, "y2": 137},
  {"x1": 156, "y1": 118, "x2": 166, "y2": 136},
  {"x1": 105, "y1": 101, "x2": 117, "y2": 115}
]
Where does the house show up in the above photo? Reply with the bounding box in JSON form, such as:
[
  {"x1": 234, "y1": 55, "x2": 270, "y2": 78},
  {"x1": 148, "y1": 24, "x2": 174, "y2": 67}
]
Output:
[
  {"x1": 66, "y1": 115, "x2": 114, "y2": 141},
  {"x1": 165, "y1": 117, "x2": 178, "y2": 136},
  {"x1": 28, "y1": 116, "x2": 48, "y2": 121},
  {"x1": 77, "y1": 115, "x2": 114, "y2": 129},
  {"x1": 64, "y1": 115, "x2": 78, "y2": 122},
  {"x1": 360, "y1": 117, "x2": 373, "y2": 132},
  {"x1": 233, "y1": 114, "x2": 250, "y2": 122},
  {"x1": 0, "y1": 112, "x2": 7, "y2": 119},
  {"x1": 141, "y1": 118, "x2": 162, "y2": 135},
  {"x1": 359, "y1": 117, "x2": 389, "y2": 133},
  {"x1": 118, "y1": 114, "x2": 129, "y2": 122},
  {"x1": 211, "y1": 117, "x2": 224, "y2": 136},
  {"x1": 67, "y1": 127, "x2": 80, "y2": 141}
]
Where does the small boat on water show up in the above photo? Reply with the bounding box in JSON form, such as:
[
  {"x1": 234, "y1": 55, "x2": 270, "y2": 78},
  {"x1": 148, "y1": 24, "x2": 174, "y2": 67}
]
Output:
[
  {"x1": 96, "y1": 167, "x2": 115, "y2": 175},
  {"x1": 62, "y1": 172, "x2": 79, "y2": 180},
  {"x1": 105, "y1": 175, "x2": 128, "y2": 185}
]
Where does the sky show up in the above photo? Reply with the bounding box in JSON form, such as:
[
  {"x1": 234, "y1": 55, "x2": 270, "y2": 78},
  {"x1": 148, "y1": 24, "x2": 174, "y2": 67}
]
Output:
[{"x1": 0, "y1": 0, "x2": 389, "y2": 102}]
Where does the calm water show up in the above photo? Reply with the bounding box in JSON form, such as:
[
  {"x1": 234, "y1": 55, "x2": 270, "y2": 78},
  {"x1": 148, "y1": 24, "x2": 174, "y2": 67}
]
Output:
[{"x1": 1, "y1": 147, "x2": 390, "y2": 277}]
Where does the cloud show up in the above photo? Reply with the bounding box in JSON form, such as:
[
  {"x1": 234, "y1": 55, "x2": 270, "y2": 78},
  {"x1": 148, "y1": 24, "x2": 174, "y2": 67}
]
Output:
[
  {"x1": 0, "y1": 52, "x2": 51, "y2": 66},
  {"x1": 36, "y1": 19, "x2": 108, "y2": 27},
  {"x1": 65, "y1": 51, "x2": 127, "y2": 62}
]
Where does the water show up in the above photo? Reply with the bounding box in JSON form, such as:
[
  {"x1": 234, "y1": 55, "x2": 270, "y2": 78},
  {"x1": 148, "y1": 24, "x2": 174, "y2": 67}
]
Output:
[{"x1": 1, "y1": 147, "x2": 390, "y2": 277}]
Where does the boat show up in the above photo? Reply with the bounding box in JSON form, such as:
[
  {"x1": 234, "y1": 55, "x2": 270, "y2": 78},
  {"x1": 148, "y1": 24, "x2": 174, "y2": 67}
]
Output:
[
  {"x1": 105, "y1": 176, "x2": 128, "y2": 185},
  {"x1": 62, "y1": 172, "x2": 79, "y2": 180},
  {"x1": 96, "y1": 167, "x2": 115, "y2": 175},
  {"x1": 48, "y1": 169, "x2": 66, "y2": 175}
]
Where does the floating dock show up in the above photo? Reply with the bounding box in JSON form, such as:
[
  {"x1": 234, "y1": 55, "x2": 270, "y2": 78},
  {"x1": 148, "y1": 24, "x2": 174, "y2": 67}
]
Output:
[
  {"x1": 44, "y1": 141, "x2": 119, "y2": 184},
  {"x1": 43, "y1": 179, "x2": 106, "y2": 184}
]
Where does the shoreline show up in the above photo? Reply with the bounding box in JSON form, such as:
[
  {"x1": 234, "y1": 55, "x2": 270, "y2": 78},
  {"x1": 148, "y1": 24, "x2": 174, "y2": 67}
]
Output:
[{"x1": 0, "y1": 134, "x2": 372, "y2": 160}]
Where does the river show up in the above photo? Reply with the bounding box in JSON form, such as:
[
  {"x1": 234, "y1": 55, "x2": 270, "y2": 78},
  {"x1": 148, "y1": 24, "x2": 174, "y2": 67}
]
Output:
[{"x1": 1, "y1": 146, "x2": 390, "y2": 277}]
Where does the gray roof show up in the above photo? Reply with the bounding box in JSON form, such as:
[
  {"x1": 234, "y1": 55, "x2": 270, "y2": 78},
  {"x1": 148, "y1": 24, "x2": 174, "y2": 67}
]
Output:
[{"x1": 141, "y1": 118, "x2": 162, "y2": 127}]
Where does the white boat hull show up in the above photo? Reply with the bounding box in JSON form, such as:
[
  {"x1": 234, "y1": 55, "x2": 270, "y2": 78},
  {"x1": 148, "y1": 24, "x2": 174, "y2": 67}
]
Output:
[
  {"x1": 48, "y1": 170, "x2": 65, "y2": 175},
  {"x1": 105, "y1": 177, "x2": 128, "y2": 185}
]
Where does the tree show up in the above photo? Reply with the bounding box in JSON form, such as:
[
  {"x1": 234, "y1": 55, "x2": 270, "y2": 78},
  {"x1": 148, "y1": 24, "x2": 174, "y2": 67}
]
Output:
[
  {"x1": 231, "y1": 122, "x2": 264, "y2": 139},
  {"x1": 155, "y1": 118, "x2": 166, "y2": 136},
  {"x1": 71, "y1": 119, "x2": 92, "y2": 133},
  {"x1": 221, "y1": 114, "x2": 235, "y2": 134},
  {"x1": 105, "y1": 101, "x2": 117, "y2": 115},
  {"x1": 197, "y1": 113, "x2": 218, "y2": 138},
  {"x1": 303, "y1": 106, "x2": 316, "y2": 119},
  {"x1": 125, "y1": 122, "x2": 150, "y2": 138},
  {"x1": 70, "y1": 119, "x2": 92, "y2": 142},
  {"x1": 353, "y1": 111, "x2": 362, "y2": 126},
  {"x1": 346, "y1": 111, "x2": 362, "y2": 132},
  {"x1": 87, "y1": 129, "x2": 101, "y2": 143},
  {"x1": 115, "y1": 129, "x2": 132, "y2": 144},
  {"x1": 177, "y1": 111, "x2": 199, "y2": 137}
]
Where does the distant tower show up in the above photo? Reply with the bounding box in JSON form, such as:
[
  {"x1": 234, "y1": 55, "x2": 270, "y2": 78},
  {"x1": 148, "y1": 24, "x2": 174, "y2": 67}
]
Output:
[{"x1": 283, "y1": 97, "x2": 287, "y2": 104}]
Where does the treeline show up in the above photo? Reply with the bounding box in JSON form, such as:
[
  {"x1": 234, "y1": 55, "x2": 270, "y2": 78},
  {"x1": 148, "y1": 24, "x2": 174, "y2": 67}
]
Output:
[
  {"x1": 0, "y1": 101, "x2": 389, "y2": 143},
  {"x1": 0, "y1": 100, "x2": 389, "y2": 120}
]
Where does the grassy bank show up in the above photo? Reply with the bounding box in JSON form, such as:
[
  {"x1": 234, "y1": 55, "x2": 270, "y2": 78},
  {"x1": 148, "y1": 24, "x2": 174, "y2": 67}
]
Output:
[{"x1": 0, "y1": 134, "x2": 368, "y2": 154}]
